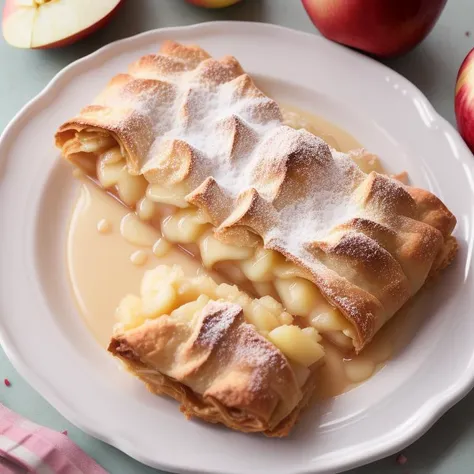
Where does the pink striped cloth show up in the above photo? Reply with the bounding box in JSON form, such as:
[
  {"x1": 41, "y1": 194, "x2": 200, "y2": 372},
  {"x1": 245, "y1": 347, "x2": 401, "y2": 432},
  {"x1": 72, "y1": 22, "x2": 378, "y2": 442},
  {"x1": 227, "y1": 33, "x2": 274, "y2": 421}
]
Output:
[{"x1": 0, "y1": 404, "x2": 108, "y2": 474}]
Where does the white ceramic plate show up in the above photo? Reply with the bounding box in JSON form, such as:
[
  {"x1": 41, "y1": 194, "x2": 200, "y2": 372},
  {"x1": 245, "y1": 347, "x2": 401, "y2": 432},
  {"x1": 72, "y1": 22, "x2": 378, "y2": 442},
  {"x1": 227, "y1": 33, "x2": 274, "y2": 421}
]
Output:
[{"x1": 0, "y1": 22, "x2": 473, "y2": 474}]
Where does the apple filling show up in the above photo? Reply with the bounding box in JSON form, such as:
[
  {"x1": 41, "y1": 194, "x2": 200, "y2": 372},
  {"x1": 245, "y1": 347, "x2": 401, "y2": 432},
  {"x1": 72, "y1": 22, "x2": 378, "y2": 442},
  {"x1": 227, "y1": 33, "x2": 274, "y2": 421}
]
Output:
[
  {"x1": 115, "y1": 264, "x2": 325, "y2": 377},
  {"x1": 68, "y1": 128, "x2": 377, "y2": 352}
]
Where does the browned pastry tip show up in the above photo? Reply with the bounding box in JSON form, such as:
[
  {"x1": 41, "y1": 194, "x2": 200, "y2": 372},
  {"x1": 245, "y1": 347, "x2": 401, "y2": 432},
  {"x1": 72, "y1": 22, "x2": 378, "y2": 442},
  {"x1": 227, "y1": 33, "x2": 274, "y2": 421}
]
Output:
[{"x1": 109, "y1": 300, "x2": 318, "y2": 435}]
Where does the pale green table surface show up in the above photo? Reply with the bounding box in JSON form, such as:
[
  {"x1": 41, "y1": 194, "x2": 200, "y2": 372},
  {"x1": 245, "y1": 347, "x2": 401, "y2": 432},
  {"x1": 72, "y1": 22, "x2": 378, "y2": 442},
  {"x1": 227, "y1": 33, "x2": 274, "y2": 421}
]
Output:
[{"x1": 1, "y1": 0, "x2": 473, "y2": 473}]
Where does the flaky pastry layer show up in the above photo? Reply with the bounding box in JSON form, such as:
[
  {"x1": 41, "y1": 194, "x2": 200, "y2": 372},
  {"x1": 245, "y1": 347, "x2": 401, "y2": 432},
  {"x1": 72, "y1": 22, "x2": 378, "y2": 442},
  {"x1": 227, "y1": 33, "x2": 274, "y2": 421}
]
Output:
[{"x1": 109, "y1": 297, "x2": 320, "y2": 436}]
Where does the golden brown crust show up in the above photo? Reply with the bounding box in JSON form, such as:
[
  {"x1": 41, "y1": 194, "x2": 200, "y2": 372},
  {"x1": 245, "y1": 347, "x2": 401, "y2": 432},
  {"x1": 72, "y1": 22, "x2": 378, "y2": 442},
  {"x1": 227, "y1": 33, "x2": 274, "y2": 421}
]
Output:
[
  {"x1": 429, "y1": 235, "x2": 458, "y2": 278},
  {"x1": 109, "y1": 351, "x2": 318, "y2": 437},
  {"x1": 108, "y1": 301, "x2": 314, "y2": 435},
  {"x1": 56, "y1": 41, "x2": 458, "y2": 352}
]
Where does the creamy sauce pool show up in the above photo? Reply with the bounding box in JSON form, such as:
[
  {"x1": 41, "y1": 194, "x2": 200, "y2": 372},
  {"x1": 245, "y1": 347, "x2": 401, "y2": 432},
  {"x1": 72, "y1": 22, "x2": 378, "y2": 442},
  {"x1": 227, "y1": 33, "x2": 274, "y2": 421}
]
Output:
[{"x1": 66, "y1": 107, "x2": 416, "y2": 400}]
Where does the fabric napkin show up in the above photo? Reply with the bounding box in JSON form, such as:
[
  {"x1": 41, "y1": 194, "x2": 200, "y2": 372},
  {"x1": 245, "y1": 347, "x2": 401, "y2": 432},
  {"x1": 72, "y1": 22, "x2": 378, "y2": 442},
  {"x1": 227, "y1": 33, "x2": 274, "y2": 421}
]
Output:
[{"x1": 0, "y1": 404, "x2": 108, "y2": 474}]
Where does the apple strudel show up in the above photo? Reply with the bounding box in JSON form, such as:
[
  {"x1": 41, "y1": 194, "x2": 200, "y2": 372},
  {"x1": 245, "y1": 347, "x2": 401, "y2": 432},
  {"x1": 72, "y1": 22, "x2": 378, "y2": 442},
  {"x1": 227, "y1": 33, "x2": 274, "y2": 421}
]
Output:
[
  {"x1": 109, "y1": 265, "x2": 323, "y2": 436},
  {"x1": 55, "y1": 40, "x2": 457, "y2": 435}
]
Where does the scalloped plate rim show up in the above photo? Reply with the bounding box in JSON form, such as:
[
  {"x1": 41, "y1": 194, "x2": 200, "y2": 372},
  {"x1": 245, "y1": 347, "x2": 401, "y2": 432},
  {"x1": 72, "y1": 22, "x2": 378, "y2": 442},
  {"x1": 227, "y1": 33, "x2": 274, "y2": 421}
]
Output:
[{"x1": 0, "y1": 21, "x2": 473, "y2": 474}]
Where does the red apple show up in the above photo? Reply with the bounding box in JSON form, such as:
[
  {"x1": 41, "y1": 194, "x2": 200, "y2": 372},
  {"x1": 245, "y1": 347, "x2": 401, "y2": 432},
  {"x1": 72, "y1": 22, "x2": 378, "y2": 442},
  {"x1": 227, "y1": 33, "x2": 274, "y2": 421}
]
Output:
[
  {"x1": 185, "y1": 0, "x2": 242, "y2": 8},
  {"x1": 455, "y1": 48, "x2": 474, "y2": 155},
  {"x1": 2, "y1": 0, "x2": 123, "y2": 49},
  {"x1": 301, "y1": 0, "x2": 447, "y2": 58}
]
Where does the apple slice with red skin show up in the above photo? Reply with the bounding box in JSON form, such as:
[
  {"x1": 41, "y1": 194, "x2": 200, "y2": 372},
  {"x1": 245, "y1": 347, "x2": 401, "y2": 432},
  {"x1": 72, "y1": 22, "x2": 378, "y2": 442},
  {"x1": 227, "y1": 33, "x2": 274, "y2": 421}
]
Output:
[
  {"x1": 455, "y1": 48, "x2": 474, "y2": 154},
  {"x1": 3, "y1": 0, "x2": 123, "y2": 49},
  {"x1": 301, "y1": 0, "x2": 447, "y2": 58}
]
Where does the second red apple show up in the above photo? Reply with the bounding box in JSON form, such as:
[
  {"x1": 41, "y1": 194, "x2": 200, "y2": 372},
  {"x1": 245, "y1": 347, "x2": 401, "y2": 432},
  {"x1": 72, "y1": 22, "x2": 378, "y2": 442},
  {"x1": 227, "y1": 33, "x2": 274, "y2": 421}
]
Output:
[{"x1": 302, "y1": 0, "x2": 447, "y2": 58}]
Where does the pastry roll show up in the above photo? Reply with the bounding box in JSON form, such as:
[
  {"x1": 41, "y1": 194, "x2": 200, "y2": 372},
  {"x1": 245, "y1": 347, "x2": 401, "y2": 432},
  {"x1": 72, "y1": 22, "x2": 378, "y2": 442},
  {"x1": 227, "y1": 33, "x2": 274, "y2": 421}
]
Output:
[
  {"x1": 56, "y1": 41, "x2": 457, "y2": 352},
  {"x1": 108, "y1": 265, "x2": 323, "y2": 436}
]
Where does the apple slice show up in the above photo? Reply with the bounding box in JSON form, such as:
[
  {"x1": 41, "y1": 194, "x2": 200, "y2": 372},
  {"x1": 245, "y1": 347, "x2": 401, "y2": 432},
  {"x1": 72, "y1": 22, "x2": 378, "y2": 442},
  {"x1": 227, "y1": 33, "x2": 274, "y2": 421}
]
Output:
[{"x1": 2, "y1": 0, "x2": 123, "y2": 49}]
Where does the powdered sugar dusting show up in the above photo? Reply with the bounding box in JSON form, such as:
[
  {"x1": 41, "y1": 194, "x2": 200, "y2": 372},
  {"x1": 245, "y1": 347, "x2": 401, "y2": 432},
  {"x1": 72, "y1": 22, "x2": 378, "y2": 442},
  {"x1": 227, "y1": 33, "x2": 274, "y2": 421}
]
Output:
[
  {"x1": 146, "y1": 77, "x2": 281, "y2": 197},
  {"x1": 266, "y1": 148, "x2": 365, "y2": 260},
  {"x1": 233, "y1": 324, "x2": 289, "y2": 394},
  {"x1": 93, "y1": 45, "x2": 368, "y2": 263},
  {"x1": 197, "y1": 301, "x2": 292, "y2": 394},
  {"x1": 199, "y1": 301, "x2": 276, "y2": 365},
  {"x1": 197, "y1": 300, "x2": 240, "y2": 347}
]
